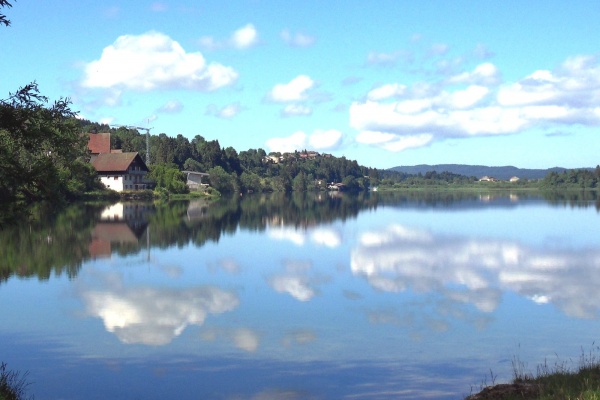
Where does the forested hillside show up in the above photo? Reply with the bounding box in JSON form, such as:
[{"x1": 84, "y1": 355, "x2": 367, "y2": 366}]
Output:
[
  {"x1": 80, "y1": 121, "x2": 380, "y2": 193},
  {"x1": 81, "y1": 121, "x2": 600, "y2": 194},
  {"x1": 390, "y1": 164, "x2": 572, "y2": 180}
]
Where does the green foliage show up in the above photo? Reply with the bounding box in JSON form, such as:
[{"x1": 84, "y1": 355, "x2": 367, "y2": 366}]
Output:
[
  {"x1": 61, "y1": 160, "x2": 103, "y2": 198},
  {"x1": 0, "y1": 83, "x2": 92, "y2": 204},
  {"x1": 148, "y1": 163, "x2": 189, "y2": 194},
  {"x1": 238, "y1": 148, "x2": 267, "y2": 175},
  {"x1": 183, "y1": 157, "x2": 203, "y2": 172},
  {"x1": 240, "y1": 171, "x2": 262, "y2": 192},
  {"x1": 540, "y1": 168, "x2": 600, "y2": 190},
  {"x1": 110, "y1": 126, "x2": 146, "y2": 155},
  {"x1": 292, "y1": 171, "x2": 307, "y2": 192},
  {"x1": 207, "y1": 166, "x2": 237, "y2": 194}
]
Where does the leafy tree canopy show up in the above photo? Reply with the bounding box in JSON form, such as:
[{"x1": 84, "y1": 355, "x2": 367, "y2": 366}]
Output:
[{"x1": 0, "y1": 83, "x2": 97, "y2": 203}]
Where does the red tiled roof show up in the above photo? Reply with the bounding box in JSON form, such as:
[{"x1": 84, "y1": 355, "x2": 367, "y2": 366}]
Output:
[
  {"x1": 88, "y1": 133, "x2": 111, "y2": 154},
  {"x1": 92, "y1": 222, "x2": 138, "y2": 243},
  {"x1": 91, "y1": 152, "x2": 146, "y2": 173},
  {"x1": 88, "y1": 238, "x2": 111, "y2": 259}
]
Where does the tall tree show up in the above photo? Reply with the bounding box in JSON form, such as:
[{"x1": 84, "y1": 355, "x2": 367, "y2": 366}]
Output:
[{"x1": 0, "y1": 83, "x2": 95, "y2": 202}]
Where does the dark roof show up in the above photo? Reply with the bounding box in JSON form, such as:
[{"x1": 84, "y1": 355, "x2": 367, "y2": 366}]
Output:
[
  {"x1": 182, "y1": 171, "x2": 210, "y2": 176},
  {"x1": 91, "y1": 152, "x2": 148, "y2": 173},
  {"x1": 88, "y1": 133, "x2": 111, "y2": 154}
]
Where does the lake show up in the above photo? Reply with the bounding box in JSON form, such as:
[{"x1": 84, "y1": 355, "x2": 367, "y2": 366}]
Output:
[{"x1": 1, "y1": 191, "x2": 599, "y2": 399}]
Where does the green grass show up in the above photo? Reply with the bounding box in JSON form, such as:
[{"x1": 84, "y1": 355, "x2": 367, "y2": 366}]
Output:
[{"x1": 467, "y1": 347, "x2": 600, "y2": 399}]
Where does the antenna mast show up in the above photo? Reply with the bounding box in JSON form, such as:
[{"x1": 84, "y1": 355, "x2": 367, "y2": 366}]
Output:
[{"x1": 109, "y1": 124, "x2": 153, "y2": 165}]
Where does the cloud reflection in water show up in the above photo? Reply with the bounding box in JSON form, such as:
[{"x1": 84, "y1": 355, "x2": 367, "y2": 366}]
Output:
[
  {"x1": 268, "y1": 260, "x2": 330, "y2": 302},
  {"x1": 80, "y1": 276, "x2": 239, "y2": 345},
  {"x1": 351, "y1": 224, "x2": 600, "y2": 319}
]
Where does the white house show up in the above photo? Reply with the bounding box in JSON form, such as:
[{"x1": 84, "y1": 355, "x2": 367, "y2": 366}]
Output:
[{"x1": 88, "y1": 133, "x2": 150, "y2": 192}]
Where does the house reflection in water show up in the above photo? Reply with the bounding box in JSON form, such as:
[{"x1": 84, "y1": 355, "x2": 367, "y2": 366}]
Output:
[
  {"x1": 89, "y1": 203, "x2": 153, "y2": 259},
  {"x1": 185, "y1": 200, "x2": 209, "y2": 221}
]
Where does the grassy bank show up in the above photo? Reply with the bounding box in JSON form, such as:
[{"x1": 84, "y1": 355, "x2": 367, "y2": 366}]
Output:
[{"x1": 467, "y1": 349, "x2": 600, "y2": 399}]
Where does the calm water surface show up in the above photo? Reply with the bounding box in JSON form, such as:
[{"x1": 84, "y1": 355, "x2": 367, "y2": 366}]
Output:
[{"x1": 1, "y1": 192, "x2": 599, "y2": 399}]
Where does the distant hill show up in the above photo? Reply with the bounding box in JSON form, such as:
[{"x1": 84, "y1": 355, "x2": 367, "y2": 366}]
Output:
[{"x1": 389, "y1": 164, "x2": 573, "y2": 180}]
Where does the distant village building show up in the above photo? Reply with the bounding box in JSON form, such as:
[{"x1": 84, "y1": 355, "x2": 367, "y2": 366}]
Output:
[
  {"x1": 262, "y1": 150, "x2": 324, "y2": 165},
  {"x1": 327, "y1": 182, "x2": 346, "y2": 191},
  {"x1": 299, "y1": 150, "x2": 320, "y2": 159},
  {"x1": 509, "y1": 176, "x2": 520, "y2": 182},
  {"x1": 262, "y1": 155, "x2": 282, "y2": 164},
  {"x1": 88, "y1": 133, "x2": 150, "y2": 191},
  {"x1": 478, "y1": 176, "x2": 498, "y2": 182}
]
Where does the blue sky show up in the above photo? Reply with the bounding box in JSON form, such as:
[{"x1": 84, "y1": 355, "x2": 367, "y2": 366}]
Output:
[{"x1": 2, "y1": 0, "x2": 599, "y2": 169}]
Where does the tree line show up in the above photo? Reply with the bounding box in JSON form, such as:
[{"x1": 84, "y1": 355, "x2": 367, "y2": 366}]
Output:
[
  {"x1": 80, "y1": 120, "x2": 382, "y2": 194},
  {"x1": 540, "y1": 168, "x2": 600, "y2": 190}
]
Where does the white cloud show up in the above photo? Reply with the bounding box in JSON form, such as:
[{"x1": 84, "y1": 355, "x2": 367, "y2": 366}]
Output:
[
  {"x1": 367, "y1": 83, "x2": 407, "y2": 101},
  {"x1": 281, "y1": 104, "x2": 312, "y2": 117},
  {"x1": 200, "y1": 327, "x2": 261, "y2": 352},
  {"x1": 429, "y1": 43, "x2": 450, "y2": 56},
  {"x1": 231, "y1": 23, "x2": 259, "y2": 49},
  {"x1": 156, "y1": 100, "x2": 183, "y2": 114},
  {"x1": 232, "y1": 328, "x2": 260, "y2": 352},
  {"x1": 199, "y1": 23, "x2": 259, "y2": 50},
  {"x1": 351, "y1": 55, "x2": 600, "y2": 152},
  {"x1": 446, "y1": 85, "x2": 491, "y2": 109},
  {"x1": 447, "y1": 62, "x2": 500, "y2": 85},
  {"x1": 473, "y1": 43, "x2": 494, "y2": 59},
  {"x1": 308, "y1": 129, "x2": 343, "y2": 150},
  {"x1": 266, "y1": 129, "x2": 343, "y2": 153},
  {"x1": 198, "y1": 35, "x2": 221, "y2": 51},
  {"x1": 268, "y1": 75, "x2": 315, "y2": 102},
  {"x1": 81, "y1": 31, "x2": 238, "y2": 95},
  {"x1": 266, "y1": 131, "x2": 308, "y2": 154},
  {"x1": 281, "y1": 329, "x2": 316, "y2": 347},
  {"x1": 206, "y1": 102, "x2": 243, "y2": 119},
  {"x1": 366, "y1": 51, "x2": 400, "y2": 66},
  {"x1": 280, "y1": 29, "x2": 316, "y2": 47}
]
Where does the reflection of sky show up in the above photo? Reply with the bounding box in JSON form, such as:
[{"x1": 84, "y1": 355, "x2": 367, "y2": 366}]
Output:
[
  {"x1": 351, "y1": 223, "x2": 600, "y2": 319},
  {"x1": 1, "y1": 199, "x2": 600, "y2": 399},
  {"x1": 268, "y1": 225, "x2": 343, "y2": 248},
  {"x1": 79, "y1": 274, "x2": 239, "y2": 345}
]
